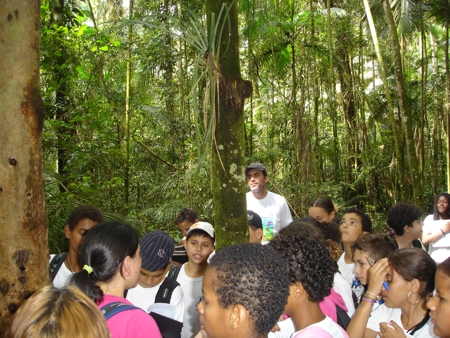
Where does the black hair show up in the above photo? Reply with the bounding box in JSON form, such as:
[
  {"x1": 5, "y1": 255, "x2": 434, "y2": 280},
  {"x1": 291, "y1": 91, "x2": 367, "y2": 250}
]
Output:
[
  {"x1": 351, "y1": 233, "x2": 397, "y2": 262},
  {"x1": 186, "y1": 229, "x2": 215, "y2": 244},
  {"x1": 433, "y1": 193, "x2": 450, "y2": 220},
  {"x1": 387, "y1": 203, "x2": 422, "y2": 236},
  {"x1": 175, "y1": 208, "x2": 198, "y2": 224},
  {"x1": 438, "y1": 256, "x2": 450, "y2": 277},
  {"x1": 270, "y1": 235, "x2": 335, "y2": 303},
  {"x1": 278, "y1": 219, "x2": 322, "y2": 238},
  {"x1": 343, "y1": 208, "x2": 372, "y2": 233},
  {"x1": 278, "y1": 220, "x2": 341, "y2": 265},
  {"x1": 308, "y1": 196, "x2": 337, "y2": 215},
  {"x1": 70, "y1": 221, "x2": 139, "y2": 304},
  {"x1": 316, "y1": 221, "x2": 341, "y2": 243},
  {"x1": 67, "y1": 205, "x2": 104, "y2": 231},
  {"x1": 286, "y1": 218, "x2": 341, "y2": 243},
  {"x1": 388, "y1": 248, "x2": 436, "y2": 298},
  {"x1": 209, "y1": 243, "x2": 289, "y2": 336}
]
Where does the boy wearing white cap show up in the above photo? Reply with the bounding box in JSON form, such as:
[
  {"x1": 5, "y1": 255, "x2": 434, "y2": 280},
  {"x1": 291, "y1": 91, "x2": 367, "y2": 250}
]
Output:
[
  {"x1": 126, "y1": 230, "x2": 185, "y2": 324},
  {"x1": 178, "y1": 222, "x2": 215, "y2": 338}
]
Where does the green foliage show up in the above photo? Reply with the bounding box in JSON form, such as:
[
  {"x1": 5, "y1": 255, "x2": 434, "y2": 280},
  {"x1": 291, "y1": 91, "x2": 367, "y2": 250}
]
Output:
[{"x1": 40, "y1": 0, "x2": 450, "y2": 251}]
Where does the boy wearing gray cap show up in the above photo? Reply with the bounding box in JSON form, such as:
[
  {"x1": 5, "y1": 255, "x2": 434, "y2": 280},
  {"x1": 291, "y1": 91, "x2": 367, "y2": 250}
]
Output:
[{"x1": 126, "y1": 230, "x2": 185, "y2": 323}]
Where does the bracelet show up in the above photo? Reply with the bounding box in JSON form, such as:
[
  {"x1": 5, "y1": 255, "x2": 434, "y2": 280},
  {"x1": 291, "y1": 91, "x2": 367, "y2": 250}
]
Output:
[
  {"x1": 441, "y1": 229, "x2": 446, "y2": 236},
  {"x1": 365, "y1": 291, "x2": 378, "y2": 299},
  {"x1": 363, "y1": 293, "x2": 377, "y2": 301},
  {"x1": 362, "y1": 297, "x2": 376, "y2": 306}
]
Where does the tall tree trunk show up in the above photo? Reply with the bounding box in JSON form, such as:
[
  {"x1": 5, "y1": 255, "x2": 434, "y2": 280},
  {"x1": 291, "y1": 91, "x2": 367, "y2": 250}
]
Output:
[
  {"x1": 310, "y1": 0, "x2": 322, "y2": 183},
  {"x1": 326, "y1": 0, "x2": 340, "y2": 183},
  {"x1": 124, "y1": 0, "x2": 133, "y2": 211},
  {"x1": 206, "y1": 0, "x2": 252, "y2": 249},
  {"x1": 363, "y1": 0, "x2": 404, "y2": 201},
  {"x1": 446, "y1": 20, "x2": 450, "y2": 191},
  {"x1": 384, "y1": 0, "x2": 423, "y2": 207},
  {"x1": 50, "y1": 0, "x2": 72, "y2": 193},
  {"x1": 0, "y1": 0, "x2": 48, "y2": 333}
]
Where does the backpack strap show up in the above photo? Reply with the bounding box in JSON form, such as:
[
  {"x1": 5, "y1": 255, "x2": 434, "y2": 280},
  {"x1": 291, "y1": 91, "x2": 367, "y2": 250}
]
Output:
[
  {"x1": 49, "y1": 252, "x2": 68, "y2": 281},
  {"x1": 155, "y1": 277, "x2": 180, "y2": 304},
  {"x1": 167, "y1": 264, "x2": 182, "y2": 280},
  {"x1": 336, "y1": 305, "x2": 351, "y2": 330},
  {"x1": 412, "y1": 239, "x2": 422, "y2": 248},
  {"x1": 100, "y1": 302, "x2": 140, "y2": 321}
]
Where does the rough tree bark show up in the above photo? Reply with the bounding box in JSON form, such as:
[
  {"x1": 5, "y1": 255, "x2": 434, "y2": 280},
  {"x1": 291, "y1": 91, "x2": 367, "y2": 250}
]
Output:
[
  {"x1": 384, "y1": 0, "x2": 423, "y2": 207},
  {"x1": 0, "y1": 0, "x2": 48, "y2": 334},
  {"x1": 206, "y1": 0, "x2": 252, "y2": 250}
]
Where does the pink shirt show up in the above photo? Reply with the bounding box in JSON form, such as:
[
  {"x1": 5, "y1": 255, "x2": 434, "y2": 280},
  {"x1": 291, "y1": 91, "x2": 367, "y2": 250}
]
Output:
[{"x1": 98, "y1": 294, "x2": 162, "y2": 338}]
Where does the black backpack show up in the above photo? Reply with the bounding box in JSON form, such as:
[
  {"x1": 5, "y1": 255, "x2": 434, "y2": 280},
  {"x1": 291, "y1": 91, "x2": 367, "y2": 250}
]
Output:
[
  {"x1": 124, "y1": 264, "x2": 182, "y2": 302},
  {"x1": 118, "y1": 264, "x2": 184, "y2": 338},
  {"x1": 336, "y1": 305, "x2": 351, "y2": 330},
  {"x1": 49, "y1": 252, "x2": 68, "y2": 281},
  {"x1": 101, "y1": 301, "x2": 184, "y2": 338}
]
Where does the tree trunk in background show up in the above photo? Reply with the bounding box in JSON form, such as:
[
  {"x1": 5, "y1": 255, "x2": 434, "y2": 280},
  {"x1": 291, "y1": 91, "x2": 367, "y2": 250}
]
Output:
[
  {"x1": 125, "y1": 0, "x2": 134, "y2": 210},
  {"x1": 0, "y1": 0, "x2": 48, "y2": 334},
  {"x1": 206, "y1": 0, "x2": 252, "y2": 250},
  {"x1": 363, "y1": 0, "x2": 404, "y2": 202},
  {"x1": 445, "y1": 20, "x2": 450, "y2": 192},
  {"x1": 384, "y1": 0, "x2": 423, "y2": 207},
  {"x1": 326, "y1": 0, "x2": 340, "y2": 183},
  {"x1": 50, "y1": 0, "x2": 72, "y2": 193}
]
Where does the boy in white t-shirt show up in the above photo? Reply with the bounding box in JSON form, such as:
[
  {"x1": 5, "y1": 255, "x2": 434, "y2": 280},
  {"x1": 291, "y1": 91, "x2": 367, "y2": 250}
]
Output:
[
  {"x1": 337, "y1": 208, "x2": 372, "y2": 305},
  {"x1": 126, "y1": 230, "x2": 185, "y2": 325},
  {"x1": 178, "y1": 222, "x2": 215, "y2": 338},
  {"x1": 49, "y1": 205, "x2": 104, "y2": 288}
]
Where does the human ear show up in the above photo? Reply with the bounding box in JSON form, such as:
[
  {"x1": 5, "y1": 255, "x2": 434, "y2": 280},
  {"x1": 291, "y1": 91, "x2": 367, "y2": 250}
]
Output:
[
  {"x1": 64, "y1": 225, "x2": 71, "y2": 239},
  {"x1": 409, "y1": 278, "x2": 421, "y2": 293},
  {"x1": 256, "y1": 228, "x2": 263, "y2": 241},
  {"x1": 122, "y1": 256, "x2": 132, "y2": 276},
  {"x1": 264, "y1": 175, "x2": 269, "y2": 183},
  {"x1": 293, "y1": 281, "x2": 305, "y2": 298},
  {"x1": 229, "y1": 305, "x2": 247, "y2": 330},
  {"x1": 330, "y1": 211, "x2": 336, "y2": 219}
]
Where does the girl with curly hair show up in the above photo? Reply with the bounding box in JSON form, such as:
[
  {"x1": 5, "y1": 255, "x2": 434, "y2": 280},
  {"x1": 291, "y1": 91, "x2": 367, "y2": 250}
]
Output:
[{"x1": 270, "y1": 231, "x2": 349, "y2": 337}]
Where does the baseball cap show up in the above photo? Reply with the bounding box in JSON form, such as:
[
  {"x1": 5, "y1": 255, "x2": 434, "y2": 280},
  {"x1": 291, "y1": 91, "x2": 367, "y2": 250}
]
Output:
[
  {"x1": 139, "y1": 230, "x2": 175, "y2": 272},
  {"x1": 245, "y1": 163, "x2": 267, "y2": 176},
  {"x1": 186, "y1": 221, "x2": 215, "y2": 238},
  {"x1": 247, "y1": 210, "x2": 262, "y2": 229}
]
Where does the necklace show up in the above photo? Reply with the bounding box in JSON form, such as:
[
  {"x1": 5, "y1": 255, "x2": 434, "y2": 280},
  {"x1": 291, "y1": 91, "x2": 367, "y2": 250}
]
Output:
[{"x1": 65, "y1": 257, "x2": 74, "y2": 274}]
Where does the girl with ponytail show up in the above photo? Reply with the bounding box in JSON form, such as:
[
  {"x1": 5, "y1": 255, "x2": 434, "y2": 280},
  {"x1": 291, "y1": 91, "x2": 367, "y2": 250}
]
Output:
[{"x1": 71, "y1": 221, "x2": 162, "y2": 338}]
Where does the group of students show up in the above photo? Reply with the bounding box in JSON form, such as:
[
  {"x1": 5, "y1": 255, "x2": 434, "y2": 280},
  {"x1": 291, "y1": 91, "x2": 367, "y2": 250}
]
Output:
[{"x1": 7, "y1": 190, "x2": 450, "y2": 338}]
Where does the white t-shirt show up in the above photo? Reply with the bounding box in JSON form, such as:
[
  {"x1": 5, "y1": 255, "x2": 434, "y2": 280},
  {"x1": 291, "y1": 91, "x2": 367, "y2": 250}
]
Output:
[
  {"x1": 333, "y1": 272, "x2": 355, "y2": 317},
  {"x1": 367, "y1": 305, "x2": 437, "y2": 338},
  {"x1": 337, "y1": 253, "x2": 364, "y2": 302},
  {"x1": 126, "y1": 281, "x2": 185, "y2": 322},
  {"x1": 177, "y1": 264, "x2": 203, "y2": 338},
  {"x1": 246, "y1": 191, "x2": 293, "y2": 242},
  {"x1": 291, "y1": 316, "x2": 349, "y2": 338},
  {"x1": 423, "y1": 215, "x2": 450, "y2": 263},
  {"x1": 49, "y1": 254, "x2": 73, "y2": 288}
]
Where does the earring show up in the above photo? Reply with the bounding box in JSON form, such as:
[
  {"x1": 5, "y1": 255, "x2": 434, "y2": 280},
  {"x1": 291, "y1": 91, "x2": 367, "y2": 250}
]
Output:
[{"x1": 407, "y1": 291, "x2": 420, "y2": 305}]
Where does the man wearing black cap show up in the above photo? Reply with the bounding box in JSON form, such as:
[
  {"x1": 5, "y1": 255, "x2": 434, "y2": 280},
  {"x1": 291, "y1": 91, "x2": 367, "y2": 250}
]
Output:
[{"x1": 246, "y1": 163, "x2": 292, "y2": 243}]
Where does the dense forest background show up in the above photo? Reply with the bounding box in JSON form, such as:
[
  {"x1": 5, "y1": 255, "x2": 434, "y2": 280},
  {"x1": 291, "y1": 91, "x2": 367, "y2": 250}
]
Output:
[{"x1": 41, "y1": 0, "x2": 450, "y2": 253}]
